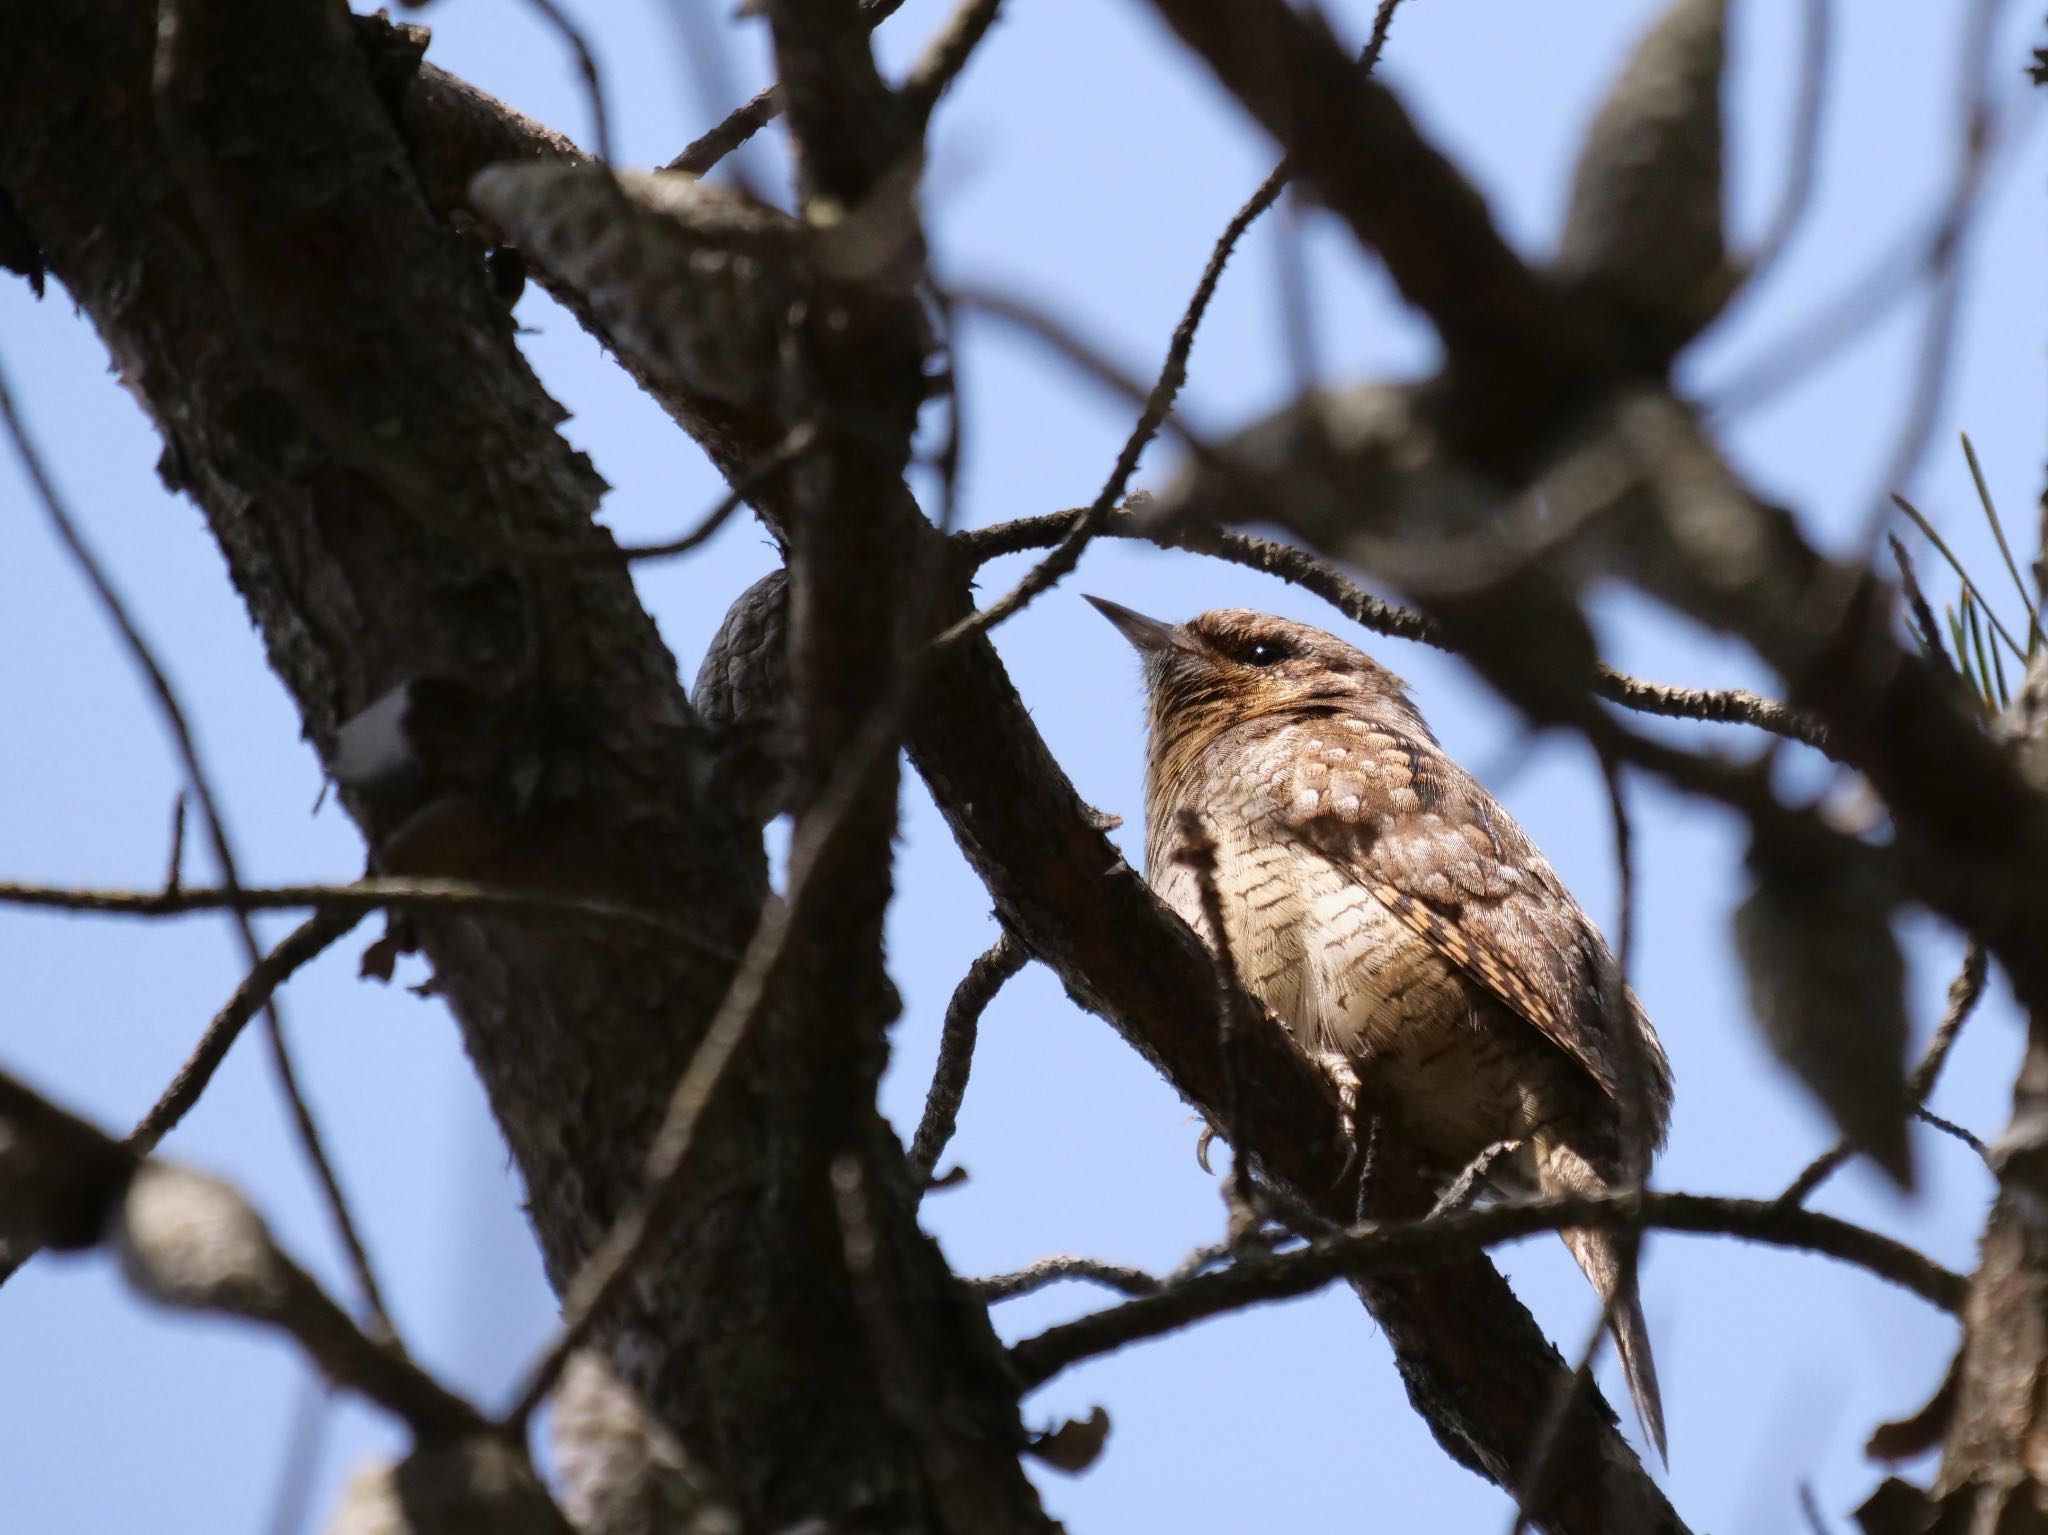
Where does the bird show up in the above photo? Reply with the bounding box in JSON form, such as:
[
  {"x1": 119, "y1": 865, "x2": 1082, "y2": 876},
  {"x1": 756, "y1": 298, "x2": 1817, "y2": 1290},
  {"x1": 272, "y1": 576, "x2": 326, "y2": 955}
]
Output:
[{"x1": 1088, "y1": 596, "x2": 1674, "y2": 1461}]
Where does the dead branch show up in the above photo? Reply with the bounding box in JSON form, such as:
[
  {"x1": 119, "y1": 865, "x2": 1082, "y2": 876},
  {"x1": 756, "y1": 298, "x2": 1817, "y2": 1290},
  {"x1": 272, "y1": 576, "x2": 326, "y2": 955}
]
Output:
[
  {"x1": 1011, "y1": 1190, "x2": 1966, "y2": 1390},
  {"x1": 378, "y1": 56, "x2": 1689, "y2": 1527},
  {"x1": 910, "y1": 933, "x2": 1025, "y2": 1186}
]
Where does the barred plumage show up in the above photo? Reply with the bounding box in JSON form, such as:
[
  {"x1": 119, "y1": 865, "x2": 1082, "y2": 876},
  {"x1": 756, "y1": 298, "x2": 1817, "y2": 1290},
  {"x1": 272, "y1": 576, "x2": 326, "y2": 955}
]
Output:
[{"x1": 1092, "y1": 597, "x2": 1673, "y2": 1461}]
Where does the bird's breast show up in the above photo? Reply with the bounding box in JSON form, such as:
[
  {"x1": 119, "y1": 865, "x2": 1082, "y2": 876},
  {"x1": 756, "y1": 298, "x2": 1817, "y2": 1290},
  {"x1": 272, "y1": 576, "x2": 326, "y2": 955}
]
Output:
[
  {"x1": 1149, "y1": 816, "x2": 1568, "y2": 1166},
  {"x1": 1149, "y1": 815, "x2": 1442, "y2": 1058}
]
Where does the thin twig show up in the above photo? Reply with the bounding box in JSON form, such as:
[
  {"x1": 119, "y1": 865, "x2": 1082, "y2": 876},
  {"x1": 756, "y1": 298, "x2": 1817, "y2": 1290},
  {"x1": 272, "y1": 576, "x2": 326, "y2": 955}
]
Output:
[
  {"x1": 1710, "y1": 11, "x2": 2025, "y2": 417},
  {"x1": 262, "y1": 1377, "x2": 332, "y2": 1535},
  {"x1": 1891, "y1": 534, "x2": 1956, "y2": 672},
  {"x1": 1601, "y1": 753, "x2": 1635, "y2": 982},
  {"x1": 1426, "y1": 1140, "x2": 1513, "y2": 1220},
  {"x1": 901, "y1": 0, "x2": 1005, "y2": 127},
  {"x1": 934, "y1": 0, "x2": 1407, "y2": 650},
  {"x1": 957, "y1": 506, "x2": 1835, "y2": 753},
  {"x1": 164, "y1": 791, "x2": 188, "y2": 895},
  {"x1": 521, "y1": 0, "x2": 612, "y2": 166},
  {"x1": 1357, "y1": 0, "x2": 1407, "y2": 76},
  {"x1": 1174, "y1": 811, "x2": 1261, "y2": 1225},
  {"x1": 1914, "y1": 1105, "x2": 1991, "y2": 1166},
  {"x1": 909, "y1": 933, "x2": 1024, "y2": 1186},
  {"x1": 130, "y1": 907, "x2": 367, "y2": 1155},
  {"x1": 928, "y1": 290, "x2": 1210, "y2": 643},
  {"x1": 0, "y1": 877, "x2": 736, "y2": 956},
  {"x1": 0, "y1": 354, "x2": 395, "y2": 1337},
  {"x1": 1779, "y1": 942, "x2": 1987, "y2": 1206},
  {"x1": 968, "y1": 1255, "x2": 1163, "y2": 1304},
  {"x1": 666, "y1": 0, "x2": 909, "y2": 176},
  {"x1": 932, "y1": 302, "x2": 972, "y2": 524},
  {"x1": 503, "y1": 687, "x2": 917, "y2": 1425},
  {"x1": 611, "y1": 424, "x2": 813, "y2": 562},
  {"x1": 670, "y1": 84, "x2": 780, "y2": 177},
  {"x1": 1858, "y1": 0, "x2": 2004, "y2": 541},
  {"x1": 1354, "y1": 1111, "x2": 1383, "y2": 1222},
  {"x1": 1909, "y1": 943, "x2": 1990, "y2": 1101},
  {"x1": 1008, "y1": 1188, "x2": 1966, "y2": 1389},
  {"x1": 1738, "y1": 0, "x2": 1831, "y2": 299},
  {"x1": 1168, "y1": 1222, "x2": 1293, "y2": 1284}
]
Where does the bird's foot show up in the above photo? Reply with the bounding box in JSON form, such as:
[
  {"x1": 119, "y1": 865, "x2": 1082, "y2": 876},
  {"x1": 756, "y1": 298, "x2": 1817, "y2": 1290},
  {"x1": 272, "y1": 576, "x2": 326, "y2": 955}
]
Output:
[
  {"x1": 1314, "y1": 1049, "x2": 1364, "y2": 1122},
  {"x1": 1310, "y1": 1051, "x2": 1387, "y2": 1220},
  {"x1": 1428, "y1": 1139, "x2": 1522, "y2": 1220}
]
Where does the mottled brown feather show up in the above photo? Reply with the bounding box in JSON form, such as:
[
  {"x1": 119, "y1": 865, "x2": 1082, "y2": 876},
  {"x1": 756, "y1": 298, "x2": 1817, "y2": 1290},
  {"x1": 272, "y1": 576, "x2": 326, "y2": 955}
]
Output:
[
  {"x1": 1136, "y1": 608, "x2": 1670, "y2": 1155},
  {"x1": 1109, "y1": 602, "x2": 1673, "y2": 1457}
]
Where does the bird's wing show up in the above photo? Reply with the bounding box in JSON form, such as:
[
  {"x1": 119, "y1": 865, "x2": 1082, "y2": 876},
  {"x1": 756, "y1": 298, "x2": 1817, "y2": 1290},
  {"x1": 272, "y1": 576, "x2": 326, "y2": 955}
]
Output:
[{"x1": 1265, "y1": 710, "x2": 1667, "y2": 1126}]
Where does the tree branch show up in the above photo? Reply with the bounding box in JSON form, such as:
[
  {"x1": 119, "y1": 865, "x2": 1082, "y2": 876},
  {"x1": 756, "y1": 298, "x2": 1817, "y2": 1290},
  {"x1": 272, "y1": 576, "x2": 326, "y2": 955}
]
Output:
[
  {"x1": 970, "y1": 1255, "x2": 1164, "y2": 1304},
  {"x1": 959, "y1": 505, "x2": 1834, "y2": 753},
  {"x1": 1138, "y1": 0, "x2": 1614, "y2": 437},
  {"x1": 1779, "y1": 943, "x2": 1989, "y2": 1206},
  {"x1": 0, "y1": 340, "x2": 392, "y2": 1335},
  {"x1": 0, "y1": 1068, "x2": 486, "y2": 1441},
  {"x1": 0, "y1": 7, "x2": 1036, "y2": 1529},
  {"x1": 1011, "y1": 1190, "x2": 1965, "y2": 1390},
  {"x1": 909, "y1": 933, "x2": 1025, "y2": 1185},
  {"x1": 131, "y1": 907, "x2": 368, "y2": 1155},
  {"x1": 374, "y1": 46, "x2": 1683, "y2": 1530}
]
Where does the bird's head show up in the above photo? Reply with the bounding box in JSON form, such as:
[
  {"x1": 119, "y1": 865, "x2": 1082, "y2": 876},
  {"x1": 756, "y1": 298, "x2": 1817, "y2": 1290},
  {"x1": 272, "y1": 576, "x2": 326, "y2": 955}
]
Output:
[{"x1": 1085, "y1": 597, "x2": 1426, "y2": 756}]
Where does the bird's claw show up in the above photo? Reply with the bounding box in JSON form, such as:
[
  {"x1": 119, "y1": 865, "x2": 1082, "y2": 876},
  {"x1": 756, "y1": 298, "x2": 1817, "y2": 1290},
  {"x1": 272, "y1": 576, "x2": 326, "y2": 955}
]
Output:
[{"x1": 1428, "y1": 1139, "x2": 1521, "y2": 1219}]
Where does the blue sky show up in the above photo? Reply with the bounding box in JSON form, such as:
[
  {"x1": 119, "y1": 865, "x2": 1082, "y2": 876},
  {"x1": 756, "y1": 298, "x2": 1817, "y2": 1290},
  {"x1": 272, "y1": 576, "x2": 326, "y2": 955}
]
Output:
[{"x1": 2, "y1": 2, "x2": 2043, "y2": 1530}]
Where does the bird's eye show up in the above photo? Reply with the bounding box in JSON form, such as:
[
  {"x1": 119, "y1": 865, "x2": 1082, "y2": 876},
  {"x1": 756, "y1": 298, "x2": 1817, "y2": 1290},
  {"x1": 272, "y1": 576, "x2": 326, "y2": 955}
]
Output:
[{"x1": 1244, "y1": 641, "x2": 1286, "y2": 667}]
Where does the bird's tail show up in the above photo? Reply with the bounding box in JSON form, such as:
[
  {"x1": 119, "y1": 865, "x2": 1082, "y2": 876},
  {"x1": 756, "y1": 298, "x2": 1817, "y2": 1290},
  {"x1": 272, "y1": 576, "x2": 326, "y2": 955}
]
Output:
[{"x1": 1538, "y1": 1138, "x2": 1668, "y2": 1464}]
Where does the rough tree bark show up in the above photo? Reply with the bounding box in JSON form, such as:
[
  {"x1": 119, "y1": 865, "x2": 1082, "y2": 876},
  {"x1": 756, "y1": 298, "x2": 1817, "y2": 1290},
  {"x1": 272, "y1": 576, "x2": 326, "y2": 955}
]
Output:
[
  {"x1": 0, "y1": 2, "x2": 1701, "y2": 1530},
  {"x1": 383, "y1": 49, "x2": 1686, "y2": 1535},
  {"x1": 37, "y1": 0, "x2": 2003, "y2": 1528},
  {"x1": 1920, "y1": 625, "x2": 2048, "y2": 1530},
  {"x1": 0, "y1": 4, "x2": 1045, "y2": 1531}
]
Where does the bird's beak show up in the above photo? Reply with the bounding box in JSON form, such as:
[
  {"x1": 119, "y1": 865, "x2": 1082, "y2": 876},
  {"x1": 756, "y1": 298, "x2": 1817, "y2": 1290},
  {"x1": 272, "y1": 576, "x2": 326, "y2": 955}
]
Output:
[{"x1": 1084, "y1": 595, "x2": 1185, "y2": 655}]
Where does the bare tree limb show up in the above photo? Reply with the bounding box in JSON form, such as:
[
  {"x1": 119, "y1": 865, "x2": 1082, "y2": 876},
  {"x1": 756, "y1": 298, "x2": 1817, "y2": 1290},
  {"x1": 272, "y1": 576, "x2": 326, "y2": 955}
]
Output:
[
  {"x1": 666, "y1": 0, "x2": 910, "y2": 176},
  {"x1": 960, "y1": 506, "x2": 1833, "y2": 753},
  {"x1": 1856, "y1": 0, "x2": 2008, "y2": 537},
  {"x1": 1010, "y1": 1190, "x2": 1966, "y2": 1390},
  {"x1": 0, "y1": 877, "x2": 737, "y2": 952},
  {"x1": 0, "y1": 7, "x2": 1043, "y2": 1528},
  {"x1": 132, "y1": 907, "x2": 368, "y2": 1155},
  {"x1": 1780, "y1": 943, "x2": 1989, "y2": 1207},
  {"x1": 758, "y1": 5, "x2": 1057, "y2": 1525},
  {"x1": 934, "y1": 0, "x2": 1406, "y2": 646},
  {"x1": 1733, "y1": 0, "x2": 1830, "y2": 301},
  {"x1": 0, "y1": 345, "x2": 393, "y2": 1335},
  {"x1": 1138, "y1": 0, "x2": 1614, "y2": 443},
  {"x1": 0, "y1": 1068, "x2": 486, "y2": 1440},
  {"x1": 909, "y1": 933, "x2": 1024, "y2": 1186},
  {"x1": 1173, "y1": 810, "x2": 1266, "y2": 1226},
  {"x1": 901, "y1": 0, "x2": 1006, "y2": 128},
  {"x1": 371, "y1": 41, "x2": 1686, "y2": 1528},
  {"x1": 970, "y1": 1255, "x2": 1164, "y2": 1304},
  {"x1": 518, "y1": 0, "x2": 613, "y2": 165}
]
